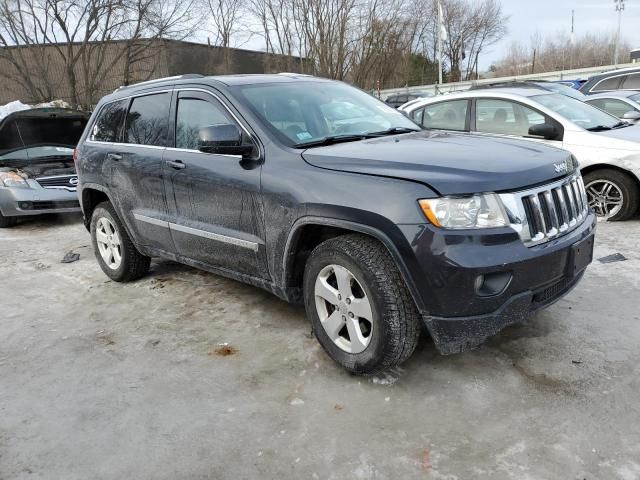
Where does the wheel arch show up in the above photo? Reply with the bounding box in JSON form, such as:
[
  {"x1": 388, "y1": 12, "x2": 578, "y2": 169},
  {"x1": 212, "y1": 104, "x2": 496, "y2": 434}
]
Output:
[
  {"x1": 80, "y1": 184, "x2": 116, "y2": 231},
  {"x1": 581, "y1": 163, "x2": 640, "y2": 189},
  {"x1": 282, "y1": 216, "x2": 426, "y2": 313}
]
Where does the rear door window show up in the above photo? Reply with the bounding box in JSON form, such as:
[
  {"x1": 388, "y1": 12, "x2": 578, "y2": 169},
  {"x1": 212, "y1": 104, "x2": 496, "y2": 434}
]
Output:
[
  {"x1": 419, "y1": 100, "x2": 468, "y2": 131},
  {"x1": 124, "y1": 93, "x2": 171, "y2": 146},
  {"x1": 91, "y1": 100, "x2": 127, "y2": 142}
]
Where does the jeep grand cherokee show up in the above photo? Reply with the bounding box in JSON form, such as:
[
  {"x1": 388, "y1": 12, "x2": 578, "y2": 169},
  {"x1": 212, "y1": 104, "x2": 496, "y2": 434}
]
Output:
[{"x1": 75, "y1": 74, "x2": 596, "y2": 374}]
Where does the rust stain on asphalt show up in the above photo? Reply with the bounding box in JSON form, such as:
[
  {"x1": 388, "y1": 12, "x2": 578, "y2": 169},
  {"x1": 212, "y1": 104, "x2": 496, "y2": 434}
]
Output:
[{"x1": 211, "y1": 345, "x2": 237, "y2": 357}]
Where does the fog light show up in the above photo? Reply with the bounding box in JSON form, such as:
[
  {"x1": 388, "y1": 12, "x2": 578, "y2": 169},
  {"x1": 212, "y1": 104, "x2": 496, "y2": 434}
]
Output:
[
  {"x1": 19, "y1": 202, "x2": 32, "y2": 210},
  {"x1": 475, "y1": 272, "x2": 512, "y2": 297}
]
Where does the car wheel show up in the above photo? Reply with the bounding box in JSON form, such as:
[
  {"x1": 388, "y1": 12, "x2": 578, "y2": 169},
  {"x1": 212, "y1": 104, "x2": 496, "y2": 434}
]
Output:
[
  {"x1": 583, "y1": 169, "x2": 639, "y2": 221},
  {"x1": 303, "y1": 234, "x2": 421, "y2": 375},
  {"x1": 0, "y1": 211, "x2": 17, "y2": 228},
  {"x1": 91, "y1": 201, "x2": 150, "y2": 281}
]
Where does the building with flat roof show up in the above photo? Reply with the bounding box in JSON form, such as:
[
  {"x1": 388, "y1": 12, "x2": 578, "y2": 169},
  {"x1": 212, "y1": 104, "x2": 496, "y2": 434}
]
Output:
[
  {"x1": 0, "y1": 39, "x2": 306, "y2": 108},
  {"x1": 632, "y1": 49, "x2": 640, "y2": 63}
]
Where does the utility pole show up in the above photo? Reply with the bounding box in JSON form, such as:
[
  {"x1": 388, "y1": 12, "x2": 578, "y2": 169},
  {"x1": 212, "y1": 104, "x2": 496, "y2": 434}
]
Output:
[
  {"x1": 614, "y1": 0, "x2": 625, "y2": 67},
  {"x1": 569, "y1": 10, "x2": 575, "y2": 70},
  {"x1": 437, "y1": 0, "x2": 444, "y2": 85}
]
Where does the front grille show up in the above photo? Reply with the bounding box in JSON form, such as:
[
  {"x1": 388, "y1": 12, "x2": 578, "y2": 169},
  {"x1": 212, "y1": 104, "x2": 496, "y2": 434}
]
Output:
[
  {"x1": 36, "y1": 175, "x2": 78, "y2": 191},
  {"x1": 29, "y1": 200, "x2": 80, "y2": 210},
  {"x1": 499, "y1": 172, "x2": 589, "y2": 247}
]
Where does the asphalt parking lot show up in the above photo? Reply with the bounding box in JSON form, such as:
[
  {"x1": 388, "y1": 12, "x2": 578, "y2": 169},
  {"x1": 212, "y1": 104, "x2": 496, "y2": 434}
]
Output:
[{"x1": 1, "y1": 214, "x2": 640, "y2": 480}]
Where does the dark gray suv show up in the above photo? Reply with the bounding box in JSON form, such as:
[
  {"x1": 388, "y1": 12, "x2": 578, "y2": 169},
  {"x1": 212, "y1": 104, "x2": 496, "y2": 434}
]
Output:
[{"x1": 76, "y1": 74, "x2": 596, "y2": 374}]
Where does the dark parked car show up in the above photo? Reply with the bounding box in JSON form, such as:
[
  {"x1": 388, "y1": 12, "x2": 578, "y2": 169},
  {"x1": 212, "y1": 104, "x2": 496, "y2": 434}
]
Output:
[
  {"x1": 76, "y1": 74, "x2": 595, "y2": 374},
  {"x1": 580, "y1": 67, "x2": 640, "y2": 95},
  {"x1": 385, "y1": 92, "x2": 432, "y2": 108},
  {"x1": 0, "y1": 108, "x2": 89, "y2": 228}
]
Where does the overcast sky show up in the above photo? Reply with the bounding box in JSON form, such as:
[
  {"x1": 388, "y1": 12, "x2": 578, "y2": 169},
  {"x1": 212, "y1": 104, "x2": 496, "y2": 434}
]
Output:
[{"x1": 480, "y1": 0, "x2": 640, "y2": 68}]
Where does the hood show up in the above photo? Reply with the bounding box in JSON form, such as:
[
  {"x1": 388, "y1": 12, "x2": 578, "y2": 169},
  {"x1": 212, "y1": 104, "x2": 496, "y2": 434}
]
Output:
[
  {"x1": 0, "y1": 108, "x2": 89, "y2": 162},
  {"x1": 593, "y1": 125, "x2": 640, "y2": 148},
  {"x1": 301, "y1": 130, "x2": 575, "y2": 195}
]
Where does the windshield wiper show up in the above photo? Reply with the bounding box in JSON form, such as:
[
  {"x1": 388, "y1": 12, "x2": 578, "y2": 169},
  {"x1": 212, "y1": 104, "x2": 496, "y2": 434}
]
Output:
[
  {"x1": 294, "y1": 134, "x2": 374, "y2": 148},
  {"x1": 368, "y1": 127, "x2": 421, "y2": 136},
  {"x1": 612, "y1": 121, "x2": 632, "y2": 129},
  {"x1": 586, "y1": 125, "x2": 613, "y2": 132}
]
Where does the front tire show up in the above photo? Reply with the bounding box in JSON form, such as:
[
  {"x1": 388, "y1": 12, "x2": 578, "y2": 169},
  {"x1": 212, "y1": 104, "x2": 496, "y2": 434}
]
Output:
[
  {"x1": 0, "y1": 211, "x2": 17, "y2": 228},
  {"x1": 303, "y1": 234, "x2": 421, "y2": 375},
  {"x1": 90, "y1": 201, "x2": 150, "y2": 282},
  {"x1": 583, "y1": 169, "x2": 639, "y2": 221}
]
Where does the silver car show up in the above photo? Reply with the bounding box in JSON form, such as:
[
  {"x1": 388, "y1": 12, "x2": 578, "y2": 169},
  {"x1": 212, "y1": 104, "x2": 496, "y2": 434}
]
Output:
[
  {"x1": 584, "y1": 91, "x2": 640, "y2": 124},
  {"x1": 400, "y1": 87, "x2": 640, "y2": 220},
  {"x1": 0, "y1": 108, "x2": 88, "y2": 227}
]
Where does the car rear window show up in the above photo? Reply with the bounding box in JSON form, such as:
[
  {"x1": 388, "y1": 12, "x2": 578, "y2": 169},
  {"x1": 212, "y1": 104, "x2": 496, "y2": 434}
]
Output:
[
  {"x1": 622, "y1": 73, "x2": 640, "y2": 90},
  {"x1": 124, "y1": 93, "x2": 170, "y2": 147},
  {"x1": 91, "y1": 100, "x2": 127, "y2": 142}
]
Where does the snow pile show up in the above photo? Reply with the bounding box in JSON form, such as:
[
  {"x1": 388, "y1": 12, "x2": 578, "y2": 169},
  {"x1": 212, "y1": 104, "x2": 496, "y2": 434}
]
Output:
[
  {"x1": 0, "y1": 99, "x2": 73, "y2": 121},
  {"x1": 0, "y1": 100, "x2": 31, "y2": 121}
]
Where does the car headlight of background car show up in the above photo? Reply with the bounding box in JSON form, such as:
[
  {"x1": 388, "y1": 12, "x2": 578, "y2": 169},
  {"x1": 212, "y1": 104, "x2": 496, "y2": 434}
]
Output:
[
  {"x1": 419, "y1": 193, "x2": 509, "y2": 229},
  {"x1": 0, "y1": 171, "x2": 30, "y2": 189}
]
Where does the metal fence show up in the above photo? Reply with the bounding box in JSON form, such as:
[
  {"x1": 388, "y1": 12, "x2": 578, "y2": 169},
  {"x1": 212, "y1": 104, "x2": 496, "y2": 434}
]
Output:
[{"x1": 379, "y1": 62, "x2": 637, "y2": 99}]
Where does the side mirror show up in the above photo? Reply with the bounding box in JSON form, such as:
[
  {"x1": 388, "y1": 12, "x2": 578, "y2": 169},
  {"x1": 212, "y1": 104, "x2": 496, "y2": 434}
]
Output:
[
  {"x1": 622, "y1": 111, "x2": 640, "y2": 121},
  {"x1": 528, "y1": 123, "x2": 559, "y2": 140},
  {"x1": 198, "y1": 124, "x2": 253, "y2": 156}
]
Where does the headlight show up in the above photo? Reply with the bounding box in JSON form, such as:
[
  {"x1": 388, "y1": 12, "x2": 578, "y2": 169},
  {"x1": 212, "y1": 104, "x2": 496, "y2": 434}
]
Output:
[
  {"x1": 0, "y1": 171, "x2": 29, "y2": 189},
  {"x1": 418, "y1": 193, "x2": 508, "y2": 229}
]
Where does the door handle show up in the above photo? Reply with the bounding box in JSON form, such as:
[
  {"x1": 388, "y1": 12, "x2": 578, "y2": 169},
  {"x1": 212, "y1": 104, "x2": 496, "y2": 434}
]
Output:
[
  {"x1": 106, "y1": 153, "x2": 122, "y2": 161},
  {"x1": 166, "y1": 160, "x2": 186, "y2": 170}
]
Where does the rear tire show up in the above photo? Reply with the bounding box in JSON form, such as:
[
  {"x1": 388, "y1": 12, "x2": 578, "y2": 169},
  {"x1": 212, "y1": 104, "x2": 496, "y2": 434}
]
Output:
[
  {"x1": 91, "y1": 201, "x2": 150, "y2": 282},
  {"x1": 303, "y1": 234, "x2": 421, "y2": 375},
  {"x1": 0, "y1": 211, "x2": 17, "y2": 228},
  {"x1": 583, "y1": 169, "x2": 639, "y2": 221}
]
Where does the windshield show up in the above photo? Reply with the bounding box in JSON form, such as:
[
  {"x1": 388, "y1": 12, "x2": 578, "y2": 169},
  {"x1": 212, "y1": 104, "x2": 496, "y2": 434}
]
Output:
[
  {"x1": 0, "y1": 146, "x2": 74, "y2": 162},
  {"x1": 233, "y1": 81, "x2": 419, "y2": 147},
  {"x1": 630, "y1": 93, "x2": 640, "y2": 104},
  {"x1": 542, "y1": 83, "x2": 586, "y2": 100},
  {"x1": 533, "y1": 93, "x2": 620, "y2": 130}
]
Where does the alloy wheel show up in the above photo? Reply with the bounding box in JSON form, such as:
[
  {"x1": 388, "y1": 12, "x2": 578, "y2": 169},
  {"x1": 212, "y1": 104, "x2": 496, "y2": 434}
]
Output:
[
  {"x1": 95, "y1": 217, "x2": 122, "y2": 270},
  {"x1": 314, "y1": 264, "x2": 374, "y2": 354},
  {"x1": 585, "y1": 179, "x2": 624, "y2": 218}
]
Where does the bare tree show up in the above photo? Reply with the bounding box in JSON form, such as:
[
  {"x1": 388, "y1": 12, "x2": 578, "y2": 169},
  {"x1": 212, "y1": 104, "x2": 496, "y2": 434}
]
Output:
[
  {"x1": 206, "y1": 0, "x2": 244, "y2": 72},
  {"x1": 0, "y1": 0, "x2": 56, "y2": 103},
  {"x1": 493, "y1": 31, "x2": 632, "y2": 77},
  {"x1": 439, "y1": 0, "x2": 508, "y2": 81}
]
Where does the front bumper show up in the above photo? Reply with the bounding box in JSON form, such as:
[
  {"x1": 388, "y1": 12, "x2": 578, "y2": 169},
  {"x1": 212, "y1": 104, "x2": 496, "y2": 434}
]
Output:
[
  {"x1": 398, "y1": 211, "x2": 596, "y2": 354},
  {"x1": 0, "y1": 184, "x2": 81, "y2": 217}
]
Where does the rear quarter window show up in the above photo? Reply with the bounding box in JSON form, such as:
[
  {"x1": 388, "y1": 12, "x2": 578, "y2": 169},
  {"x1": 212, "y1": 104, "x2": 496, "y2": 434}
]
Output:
[{"x1": 91, "y1": 100, "x2": 128, "y2": 142}]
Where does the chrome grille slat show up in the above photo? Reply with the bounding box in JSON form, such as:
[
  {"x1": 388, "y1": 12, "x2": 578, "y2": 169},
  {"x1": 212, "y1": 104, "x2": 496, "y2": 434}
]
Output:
[
  {"x1": 499, "y1": 172, "x2": 589, "y2": 247},
  {"x1": 35, "y1": 175, "x2": 78, "y2": 192},
  {"x1": 543, "y1": 190, "x2": 560, "y2": 236}
]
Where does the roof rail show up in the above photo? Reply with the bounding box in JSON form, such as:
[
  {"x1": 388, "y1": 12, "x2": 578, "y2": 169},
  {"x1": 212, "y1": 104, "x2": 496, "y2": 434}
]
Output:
[
  {"x1": 277, "y1": 72, "x2": 313, "y2": 77},
  {"x1": 114, "y1": 74, "x2": 205, "y2": 93}
]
